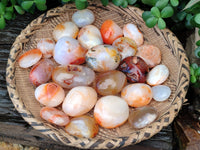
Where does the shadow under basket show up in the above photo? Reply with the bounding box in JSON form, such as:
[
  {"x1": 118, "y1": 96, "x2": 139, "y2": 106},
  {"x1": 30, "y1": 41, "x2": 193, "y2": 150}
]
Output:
[{"x1": 6, "y1": 2, "x2": 190, "y2": 149}]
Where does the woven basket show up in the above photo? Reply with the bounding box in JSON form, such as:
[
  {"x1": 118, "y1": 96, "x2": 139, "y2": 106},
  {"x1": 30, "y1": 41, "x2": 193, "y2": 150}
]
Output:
[{"x1": 6, "y1": 2, "x2": 190, "y2": 149}]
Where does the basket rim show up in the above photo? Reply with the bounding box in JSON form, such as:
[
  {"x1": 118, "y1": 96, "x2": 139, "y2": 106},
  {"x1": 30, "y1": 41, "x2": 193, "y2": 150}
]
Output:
[{"x1": 6, "y1": 2, "x2": 190, "y2": 149}]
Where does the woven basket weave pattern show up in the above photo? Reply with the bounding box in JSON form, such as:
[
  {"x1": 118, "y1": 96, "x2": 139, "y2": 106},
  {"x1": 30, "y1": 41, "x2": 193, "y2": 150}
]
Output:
[{"x1": 6, "y1": 2, "x2": 190, "y2": 149}]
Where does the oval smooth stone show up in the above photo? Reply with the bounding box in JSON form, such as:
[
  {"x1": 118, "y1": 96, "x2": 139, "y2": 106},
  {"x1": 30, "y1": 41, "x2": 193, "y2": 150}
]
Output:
[
  {"x1": 147, "y1": 64, "x2": 169, "y2": 86},
  {"x1": 35, "y1": 82, "x2": 65, "y2": 107},
  {"x1": 52, "y1": 65, "x2": 95, "y2": 89},
  {"x1": 29, "y1": 59, "x2": 54, "y2": 86},
  {"x1": 128, "y1": 106, "x2": 158, "y2": 129},
  {"x1": 100, "y1": 20, "x2": 123, "y2": 44},
  {"x1": 37, "y1": 38, "x2": 55, "y2": 58},
  {"x1": 62, "y1": 86, "x2": 97, "y2": 117},
  {"x1": 86, "y1": 44, "x2": 121, "y2": 72},
  {"x1": 112, "y1": 37, "x2": 138, "y2": 60},
  {"x1": 18, "y1": 49, "x2": 42, "y2": 68},
  {"x1": 53, "y1": 21, "x2": 79, "y2": 41},
  {"x1": 118, "y1": 56, "x2": 149, "y2": 83},
  {"x1": 123, "y1": 23, "x2": 144, "y2": 46},
  {"x1": 121, "y1": 83, "x2": 153, "y2": 107},
  {"x1": 94, "y1": 95, "x2": 129, "y2": 129},
  {"x1": 53, "y1": 36, "x2": 86, "y2": 65},
  {"x1": 40, "y1": 107, "x2": 70, "y2": 126},
  {"x1": 72, "y1": 9, "x2": 95, "y2": 27},
  {"x1": 78, "y1": 25, "x2": 103, "y2": 50},
  {"x1": 95, "y1": 70, "x2": 127, "y2": 96},
  {"x1": 136, "y1": 45, "x2": 161, "y2": 68},
  {"x1": 65, "y1": 115, "x2": 99, "y2": 138},
  {"x1": 152, "y1": 85, "x2": 171, "y2": 102}
]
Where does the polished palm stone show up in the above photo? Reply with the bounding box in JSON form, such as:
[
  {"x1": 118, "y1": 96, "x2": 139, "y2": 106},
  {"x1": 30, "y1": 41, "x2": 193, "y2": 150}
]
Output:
[{"x1": 128, "y1": 106, "x2": 158, "y2": 129}]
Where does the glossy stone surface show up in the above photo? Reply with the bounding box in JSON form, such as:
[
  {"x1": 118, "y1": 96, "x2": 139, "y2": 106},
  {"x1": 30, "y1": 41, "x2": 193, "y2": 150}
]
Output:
[
  {"x1": 136, "y1": 45, "x2": 161, "y2": 68},
  {"x1": 86, "y1": 44, "x2": 121, "y2": 72},
  {"x1": 53, "y1": 21, "x2": 79, "y2": 41},
  {"x1": 40, "y1": 107, "x2": 70, "y2": 126},
  {"x1": 152, "y1": 85, "x2": 171, "y2": 102},
  {"x1": 112, "y1": 37, "x2": 138, "y2": 60},
  {"x1": 62, "y1": 86, "x2": 97, "y2": 117},
  {"x1": 94, "y1": 95, "x2": 129, "y2": 128},
  {"x1": 53, "y1": 36, "x2": 86, "y2": 65},
  {"x1": 18, "y1": 49, "x2": 42, "y2": 68},
  {"x1": 29, "y1": 59, "x2": 54, "y2": 86},
  {"x1": 95, "y1": 70, "x2": 127, "y2": 96},
  {"x1": 121, "y1": 83, "x2": 153, "y2": 107},
  {"x1": 52, "y1": 65, "x2": 95, "y2": 89},
  {"x1": 128, "y1": 106, "x2": 158, "y2": 129},
  {"x1": 147, "y1": 64, "x2": 169, "y2": 86},
  {"x1": 118, "y1": 56, "x2": 149, "y2": 83},
  {"x1": 100, "y1": 20, "x2": 123, "y2": 44},
  {"x1": 35, "y1": 82, "x2": 65, "y2": 107},
  {"x1": 65, "y1": 115, "x2": 99, "y2": 138},
  {"x1": 72, "y1": 9, "x2": 95, "y2": 27},
  {"x1": 37, "y1": 38, "x2": 55, "y2": 58},
  {"x1": 78, "y1": 25, "x2": 103, "y2": 50},
  {"x1": 123, "y1": 23, "x2": 144, "y2": 46}
]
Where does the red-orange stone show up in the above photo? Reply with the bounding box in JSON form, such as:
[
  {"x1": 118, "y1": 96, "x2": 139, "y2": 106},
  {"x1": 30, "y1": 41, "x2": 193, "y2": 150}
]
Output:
[{"x1": 100, "y1": 20, "x2": 123, "y2": 44}]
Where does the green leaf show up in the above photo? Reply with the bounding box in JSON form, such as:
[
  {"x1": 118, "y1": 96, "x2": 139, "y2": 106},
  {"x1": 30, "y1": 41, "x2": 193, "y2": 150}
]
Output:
[
  {"x1": 121, "y1": 0, "x2": 128, "y2": 8},
  {"x1": 112, "y1": 0, "x2": 124, "y2": 6},
  {"x1": 101, "y1": 0, "x2": 109, "y2": 6},
  {"x1": 194, "y1": 13, "x2": 200, "y2": 25},
  {"x1": 199, "y1": 29, "x2": 200, "y2": 36},
  {"x1": 186, "y1": 14, "x2": 193, "y2": 20},
  {"x1": 127, "y1": 0, "x2": 137, "y2": 5},
  {"x1": 191, "y1": 63, "x2": 198, "y2": 69},
  {"x1": 62, "y1": 0, "x2": 71, "y2": 2},
  {"x1": 185, "y1": 15, "x2": 194, "y2": 29},
  {"x1": 21, "y1": 1, "x2": 34, "y2": 11},
  {"x1": 185, "y1": 2, "x2": 200, "y2": 14},
  {"x1": 195, "y1": 47, "x2": 200, "y2": 58},
  {"x1": 75, "y1": 0, "x2": 88, "y2": 10},
  {"x1": 0, "y1": 2, "x2": 6, "y2": 15},
  {"x1": 6, "y1": 6, "x2": 14, "y2": 13},
  {"x1": 142, "y1": 11, "x2": 153, "y2": 21},
  {"x1": 34, "y1": 0, "x2": 46, "y2": 5},
  {"x1": 158, "y1": 17, "x2": 166, "y2": 29},
  {"x1": 183, "y1": 0, "x2": 200, "y2": 10},
  {"x1": 36, "y1": 4, "x2": 47, "y2": 11},
  {"x1": 195, "y1": 67, "x2": 200, "y2": 76},
  {"x1": 134, "y1": 3, "x2": 140, "y2": 7},
  {"x1": 176, "y1": 11, "x2": 187, "y2": 21},
  {"x1": 11, "y1": 0, "x2": 16, "y2": 5},
  {"x1": 79, "y1": 0, "x2": 87, "y2": 1},
  {"x1": 141, "y1": 0, "x2": 157, "y2": 6},
  {"x1": 4, "y1": 11, "x2": 12, "y2": 20},
  {"x1": 145, "y1": 16, "x2": 158, "y2": 28},
  {"x1": 26, "y1": 4, "x2": 35, "y2": 14},
  {"x1": 2, "y1": 0, "x2": 8, "y2": 5},
  {"x1": 161, "y1": 6, "x2": 174, "y2": 18},
  {"x1": 16, "y1": 0, "x2": 23, "y2": 5},
  {"x1": 190, "y1": 75, "x2": 197, "y2": 83},
  {"x1": 196, "y1": 40, "x2": 200, "y2": 46},
  {"x1": 155, "y1": 0, "x2": 169, "y2": 10},
  {"x1": 151, "y1": 7, "x2": 160, "y2": 18},
  {"x1": 170, "y1": 0, "x2": 179, "y2": 7},
  {"x1": 14, "y1": 5, "x2": 25, "y2": 15},
  {"x1": 190, "y1": 66, "x2": 195, "y2": 75},
  {"x1": 0, "y1": 16, "x2": 6, "y2": 29},
  {"x1": 185, "y1": 20, "x2": 194, "y2": 30}
]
